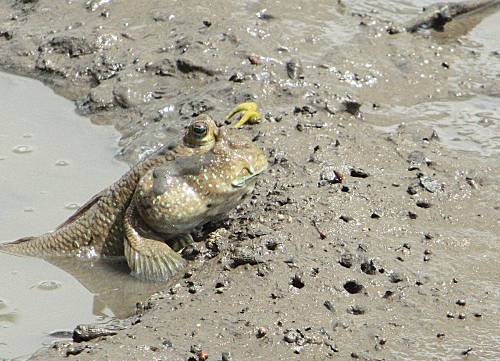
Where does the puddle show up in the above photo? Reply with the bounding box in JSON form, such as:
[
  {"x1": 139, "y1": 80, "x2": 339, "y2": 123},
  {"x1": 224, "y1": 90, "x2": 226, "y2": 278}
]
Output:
[
  {"x1": 0, "y1": 72, "x2": 160, "y2": 360},
  {"x1": 344, "y1": 0, "x2": 439, "y2": 22},
  {"x1": 374, "y1": 95, "x2": 500, "y2": 156},
  {"x1": 367, "y1": 7, "x2": 500, "y2": 157}
]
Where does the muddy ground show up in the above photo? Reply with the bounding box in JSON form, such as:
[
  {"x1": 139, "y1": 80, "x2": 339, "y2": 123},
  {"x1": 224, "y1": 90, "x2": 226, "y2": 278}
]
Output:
[{"x1": 1, "y1": 0, "x2": 499, "y2": 360}]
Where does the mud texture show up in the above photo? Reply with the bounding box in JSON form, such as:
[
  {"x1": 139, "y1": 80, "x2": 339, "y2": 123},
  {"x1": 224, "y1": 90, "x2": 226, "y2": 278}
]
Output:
[{"x1": 1, "y1": 0, "x2": 499, "y2": 360}]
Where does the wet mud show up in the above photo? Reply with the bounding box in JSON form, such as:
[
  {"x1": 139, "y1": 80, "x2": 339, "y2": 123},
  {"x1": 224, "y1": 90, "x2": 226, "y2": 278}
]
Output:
[{"x1": 0, "y1": 0, "x2": 499, "y2": 360}]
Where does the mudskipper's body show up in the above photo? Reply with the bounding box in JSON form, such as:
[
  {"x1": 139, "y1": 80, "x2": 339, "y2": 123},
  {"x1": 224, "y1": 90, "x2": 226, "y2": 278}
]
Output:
[{"x1": 0, "y1": 103, "x2": 266, "y2": 281}]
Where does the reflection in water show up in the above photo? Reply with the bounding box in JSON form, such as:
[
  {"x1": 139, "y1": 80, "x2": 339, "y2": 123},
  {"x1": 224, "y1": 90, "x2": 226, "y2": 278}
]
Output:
[
  {"x1": 44, "y1": 257, "x2": 164, "y2": 319},
  {"x1": 0, "y1": 251, "x2": 165, "y2": 360}
]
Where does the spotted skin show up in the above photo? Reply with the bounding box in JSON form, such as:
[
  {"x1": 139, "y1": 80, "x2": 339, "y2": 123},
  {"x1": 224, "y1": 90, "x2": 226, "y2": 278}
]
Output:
[
  {"x1": 135, "y1": 130, "x2": 267, "y2": 237},
  {"x1": 1, "y1": 105, "x2": 267, "y2": 282},
  {"x1": 124, "y1": 127, "x2": 267, "y2": 281}
]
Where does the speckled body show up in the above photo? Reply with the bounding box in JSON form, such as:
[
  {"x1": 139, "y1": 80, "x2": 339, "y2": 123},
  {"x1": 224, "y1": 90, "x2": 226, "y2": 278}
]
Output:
[
  {"x1": 135, "y1": 129, "x2": 267, "y2": 237},
  {"x1": 1, "y1": 115, "x2": 266, "y2": 261}
]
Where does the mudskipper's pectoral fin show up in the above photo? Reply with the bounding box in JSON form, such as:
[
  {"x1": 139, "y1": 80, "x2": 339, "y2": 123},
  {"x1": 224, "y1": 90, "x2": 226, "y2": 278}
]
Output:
[
  {"x1": 123, "y1": 202, "x2": 185, "y2": 282},
  {"x1": 225, "y1": 102, "x2": 262, "y2": 128}
]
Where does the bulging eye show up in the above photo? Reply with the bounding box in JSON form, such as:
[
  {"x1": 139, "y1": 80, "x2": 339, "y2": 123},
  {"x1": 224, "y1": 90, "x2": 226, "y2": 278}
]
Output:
[{"x1": 191, "y1": 122, "x2": 208, "y2": 137}]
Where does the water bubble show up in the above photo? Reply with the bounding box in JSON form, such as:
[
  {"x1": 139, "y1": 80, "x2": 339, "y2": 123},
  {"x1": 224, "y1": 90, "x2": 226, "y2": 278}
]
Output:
[
  {"x1": 23, "y1": 207, "x2": 35, "y2": 212},
  {"x1": 0, "y1": 299, "x2": 7, "y2": 310},
  {"x1": 12, "y1": 145, "x2": 33, "y2": 154},
  {"x1": 0, "y1": 155, "x2": 6, "y2": 160},
  {"x1": 35, "y1": 280, "x2": 62, "y2": 291},
  {"x1": 55, "y1": 160, "x2": 70, "y2": 166},
  {"x1": 22, "y1": 133, "x2": 33, "y2": 138},
  {"x1": 65, "y1": 203, "x2": 80, "y2": 210}
]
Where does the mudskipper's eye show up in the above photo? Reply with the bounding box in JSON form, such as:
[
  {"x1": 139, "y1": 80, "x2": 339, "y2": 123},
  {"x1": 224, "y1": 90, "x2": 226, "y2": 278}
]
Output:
[{"x1": 191, "y1": 122, "x2": 208, "y2": 137}]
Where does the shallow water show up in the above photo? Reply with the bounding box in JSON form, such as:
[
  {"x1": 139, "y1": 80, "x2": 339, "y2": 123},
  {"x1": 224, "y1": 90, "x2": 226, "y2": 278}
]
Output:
[
  {"x1": 376, "y1": 94, "x2": 500, "y2": 156},
  {"x1": 369, "y1": 6, "x2": 500, "y2": 157},
  {"x1": 0, "y1": 72, "x2": 159, "y2": 360}
]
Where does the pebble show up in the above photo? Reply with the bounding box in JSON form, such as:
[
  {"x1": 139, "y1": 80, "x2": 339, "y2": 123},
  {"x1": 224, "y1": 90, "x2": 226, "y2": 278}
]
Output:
[
  {"x1": 66, "y1": 345, "x2": 87, "y2": 356},
  {"x1": 284, "y1": 329, "x2": 299, "y2": 343},
  {"x1": 162, "y1": 339, "x2": 173, "y2": 348},
  {"x1": 407, "y1": 150, "x2": 426, "y2": 170},
  {"x1": 256, "y1": 327, "x2": 267, "y2": 338},
  {"x1": 408, "y1": 211, "x2": 418, "y2": 219},
  {"x1": 73, "y1": 324, "x2": 118, "y2": 342},
  {"x1": 466, "y1": 177, "x2": 478, "y2": 189},
  {"x1": 265, "y1": 239, "x2": 280, "y2": 251},
  {"x1": 407, "y1": 185, "x2": 418, "y2": 195},
  {"x1": 182, "y1": 244, "x2": 201, "y2": 260},
  {"x1": 343, "y1": 280, "x2": 364, "y2": 294},
  {"x1": 350, "y1": 168, "x2": 369, "y2": 178},
  {"x1": 456, "y1": 299, "x2": 466, "y2": 306},
  {"x1": 383, "y1": 290, "x2": 394, "y2": 299},
  {"x1": 221, "y1": 351, "x2": 233, "y2": 361},
  {"x1": 319, "y1": 167, "x2": 343, "y2": 185},
  {"x1": 341, "y1": 185, "x2": 350, "y2": 192},
  {"x1": 360, "y1": 260, "x2": 376, "y2": 275},
  {"x1": 339, "y1": 252, "x2": 354, "y2": 268},
  {"x1": 347, "y1": 305, "x2": 366, "y2": 315},
  {"x1": 248, "y1": 55, "x2": 260, "y2": 65},
  {"x1": 190, "y1": 344, "x2": 202, "y2": 354},
  {"x1": 389, "y1": 272, "x2": 404, "y2": 283},
  {"x1": 230, "y1": 246, "x2": 263, "y2": 267},
  {"x1": 419, "y1": 174, "x2": 442, "y2": 193},
  {"x1": 229, "y1": 72, "x2": 244, "y2": 82},
  {"x1": 340, "y1": 215, "x2": 354, "y2": 223},
  {"x1": 286, "y1": 58, "x2": 304, "y2": 80},
  {"x1": 324, "y1": 300, "x2": 335, "y2": 313},
  {"x1": 197, "y1": 351, "x2": 208, "y2": 361},
  {"x1": 342, "y1": 100, "x2": 361, "y2": 116},
  {"x1": 416, "y1": 200, "x2": 432, "y2": 208}
]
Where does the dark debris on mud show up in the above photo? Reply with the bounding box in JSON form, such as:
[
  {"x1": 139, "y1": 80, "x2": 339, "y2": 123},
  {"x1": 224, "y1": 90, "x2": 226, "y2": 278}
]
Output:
[{"x1": 1, "y1": 0, "x2": 499, "y2": 360}]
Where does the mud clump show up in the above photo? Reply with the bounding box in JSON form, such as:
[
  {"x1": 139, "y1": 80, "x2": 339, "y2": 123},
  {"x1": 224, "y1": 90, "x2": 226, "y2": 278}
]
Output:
[
  {"x1": 72, "y1": 324, "x2": 119, "y2": 342},
  {"x1": 44, "y1": 36, "x2": 97, "y2": 57}
]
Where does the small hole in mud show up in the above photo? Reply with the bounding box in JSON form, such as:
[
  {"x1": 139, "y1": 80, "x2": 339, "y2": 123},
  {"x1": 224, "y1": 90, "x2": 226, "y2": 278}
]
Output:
[{"x1": 343, "y1": 280, "x2": 364, "y2": 294}]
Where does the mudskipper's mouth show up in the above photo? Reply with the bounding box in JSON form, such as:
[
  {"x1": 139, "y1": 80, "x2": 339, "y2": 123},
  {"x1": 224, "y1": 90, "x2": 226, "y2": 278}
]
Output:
[{"x1": 231, "y1": 166, "x2": 256, "y2": 188}]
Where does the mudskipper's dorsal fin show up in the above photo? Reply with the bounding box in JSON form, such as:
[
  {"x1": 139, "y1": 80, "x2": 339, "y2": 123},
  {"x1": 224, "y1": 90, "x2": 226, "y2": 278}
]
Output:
[
  {"x1": 3, "y1": 236, "x2": 37, "y2": 246},
  {"x1": 55, "y1": 189, "x2": 106, "y2": 230}
]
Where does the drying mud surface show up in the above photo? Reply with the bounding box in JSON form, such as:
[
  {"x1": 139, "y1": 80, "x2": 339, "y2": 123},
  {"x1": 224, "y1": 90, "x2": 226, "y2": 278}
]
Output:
[{"x1": 0, "y1": 0, "x2": 499, "y2": 360}]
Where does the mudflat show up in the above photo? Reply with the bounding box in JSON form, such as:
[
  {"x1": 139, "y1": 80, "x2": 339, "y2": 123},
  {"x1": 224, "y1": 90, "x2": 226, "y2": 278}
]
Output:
[{"x1": 0, "y1": 1, "x2": 499, "y2": 360}]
